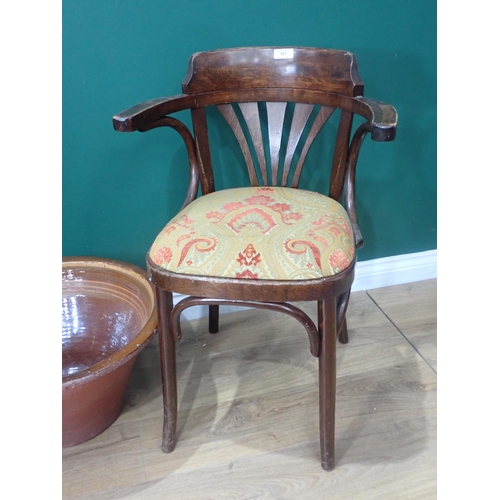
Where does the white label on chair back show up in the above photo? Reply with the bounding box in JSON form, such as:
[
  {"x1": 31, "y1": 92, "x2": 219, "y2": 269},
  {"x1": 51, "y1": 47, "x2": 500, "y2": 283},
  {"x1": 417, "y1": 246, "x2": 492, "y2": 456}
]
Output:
[{"x1": 274, "y1": 48, "x2": 294, "y2": 59}]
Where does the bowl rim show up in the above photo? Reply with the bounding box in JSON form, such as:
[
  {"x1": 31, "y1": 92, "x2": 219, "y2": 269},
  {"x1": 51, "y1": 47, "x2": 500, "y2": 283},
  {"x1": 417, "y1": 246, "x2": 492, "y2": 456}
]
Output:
[{"x1": 62, "y1": 256, "x2": 158, "y2": 385}]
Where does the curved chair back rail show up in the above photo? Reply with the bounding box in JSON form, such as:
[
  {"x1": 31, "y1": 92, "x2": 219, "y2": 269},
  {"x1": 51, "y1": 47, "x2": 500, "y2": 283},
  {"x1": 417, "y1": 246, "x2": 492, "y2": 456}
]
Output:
[
  {"x1": 182, "y1": 47, "x2": 364, "y2": 95},
  {"x1": 112, "y1": 46, "x2": 397, "y2": 471}
]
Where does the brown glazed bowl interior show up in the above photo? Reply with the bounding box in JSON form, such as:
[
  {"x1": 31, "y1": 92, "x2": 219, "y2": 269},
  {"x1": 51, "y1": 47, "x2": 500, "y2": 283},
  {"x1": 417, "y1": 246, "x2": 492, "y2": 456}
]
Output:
[{"x1": 62, "y1": 257, "x2": 157, "y2": 447}]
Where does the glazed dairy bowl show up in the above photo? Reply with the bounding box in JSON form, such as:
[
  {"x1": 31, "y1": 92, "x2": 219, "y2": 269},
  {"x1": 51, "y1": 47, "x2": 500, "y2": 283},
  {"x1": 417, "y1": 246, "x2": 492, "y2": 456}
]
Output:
[{"x1": 62, "y1": 257, "x2": 157, "y2": 447}]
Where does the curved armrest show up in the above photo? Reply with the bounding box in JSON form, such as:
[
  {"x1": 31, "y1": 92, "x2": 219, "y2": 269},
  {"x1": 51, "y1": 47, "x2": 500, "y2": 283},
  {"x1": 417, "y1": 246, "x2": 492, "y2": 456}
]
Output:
[
  {"x1": 354, "y1": 96, "x2": 398, "y2": 142},
  {"x1": 113, "y1": 94, "x2": 197, "y2": 132}
]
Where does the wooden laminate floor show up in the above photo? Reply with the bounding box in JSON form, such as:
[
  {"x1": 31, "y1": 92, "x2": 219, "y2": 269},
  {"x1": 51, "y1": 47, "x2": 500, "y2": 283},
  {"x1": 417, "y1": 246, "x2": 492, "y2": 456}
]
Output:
[{"x1": 62, "y1": 279, "x2": 437, "y2": 500}]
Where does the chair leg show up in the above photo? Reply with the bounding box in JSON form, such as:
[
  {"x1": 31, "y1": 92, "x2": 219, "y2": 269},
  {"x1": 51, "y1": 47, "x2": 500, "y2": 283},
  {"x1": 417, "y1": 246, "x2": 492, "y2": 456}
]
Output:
[
  {"x1": 209, "y1": 304, "x2": 219, "y2": 333},
  {"x1": 318, "y1": 296, "x2": 337, "y2": 471},
  {"x1": 338, "y1": 319, "x2": 349, "y2": 344},
  {"x1": 337, "y1": 289, "x2": 351, "y2": 344},
  {"x1": 156, "y1": 287, "x2": 177, "y2": 453}
]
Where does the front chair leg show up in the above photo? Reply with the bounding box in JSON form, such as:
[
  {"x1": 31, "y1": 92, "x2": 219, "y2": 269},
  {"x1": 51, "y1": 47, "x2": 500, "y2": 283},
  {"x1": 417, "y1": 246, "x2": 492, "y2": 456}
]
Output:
[
  {"x1": 318, "y1": 296, "x2": 338, "y2": 471},
  {"x1": 156, "y1": 287, "x2": 177, "y2": 453}
]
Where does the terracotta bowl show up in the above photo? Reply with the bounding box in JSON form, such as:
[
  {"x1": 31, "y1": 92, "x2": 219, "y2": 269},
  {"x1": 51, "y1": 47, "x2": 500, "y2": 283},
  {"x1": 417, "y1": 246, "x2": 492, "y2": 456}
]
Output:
[{"x1": 62, "y1": 257, "x2": 157, "y2": 447}]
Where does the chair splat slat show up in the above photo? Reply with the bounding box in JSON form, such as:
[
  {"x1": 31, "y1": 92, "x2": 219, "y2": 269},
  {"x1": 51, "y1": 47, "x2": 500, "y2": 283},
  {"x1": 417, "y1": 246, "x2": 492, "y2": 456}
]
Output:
[
  {"x1": 266, "y1": 102, "x2": 287, "y2": 185},
  {"x1": 216, "y1": 104, "x2": 259, "y2": 186},
  {"x1": 282, "y1": 103, "x2": 315, "y2": 186},
  {"x1": 291, "y1": 105, "x2": 336, "y2": 188},
  {"x1": 238, "y1": 102, "x2": 268, "y2": 185}
]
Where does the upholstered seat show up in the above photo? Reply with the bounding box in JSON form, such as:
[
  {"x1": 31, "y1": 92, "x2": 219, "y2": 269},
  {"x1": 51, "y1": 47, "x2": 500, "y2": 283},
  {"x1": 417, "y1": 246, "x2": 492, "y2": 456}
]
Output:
[{"x1": 150, "y1": 186, "x2": 355, "y2": 280}]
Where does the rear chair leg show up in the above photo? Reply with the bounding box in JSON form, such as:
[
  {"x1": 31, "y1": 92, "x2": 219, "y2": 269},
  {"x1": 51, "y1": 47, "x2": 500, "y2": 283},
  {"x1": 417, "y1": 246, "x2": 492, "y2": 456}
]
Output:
[
  {"x1": 338, "y1": 320, "x2": 349, "y2": 344},
  {"x1": 156, "y1": 287, "x2": 177, "y2": 453},
  {"x1": 318, "y1": 296, "x2": 337, "y2": 471},
  {"x1": 209, "y1": 304, "x2": 219, "y2": 333},
  {"x1": 337, "y1": 289, "x2": 351, "y2": 344}
]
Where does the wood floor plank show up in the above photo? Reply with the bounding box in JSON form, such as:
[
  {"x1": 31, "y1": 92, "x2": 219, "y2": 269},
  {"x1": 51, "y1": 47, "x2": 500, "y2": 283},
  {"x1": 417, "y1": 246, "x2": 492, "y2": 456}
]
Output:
[
  {"x1": 62, "y1": 420, "x2": 147, "y2": 499},
  {"x1": 62, "y1": 286, "x2": 437, "y2": 499},
  {"x1": 368, "y1": 279, "x2": 437, "y2": 371}
]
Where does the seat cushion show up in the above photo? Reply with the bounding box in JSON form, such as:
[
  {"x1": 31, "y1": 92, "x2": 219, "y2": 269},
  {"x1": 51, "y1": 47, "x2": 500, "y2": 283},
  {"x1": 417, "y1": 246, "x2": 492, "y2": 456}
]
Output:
[{"x1": 149, "y1": 186, "x2": 355, "y2": 280}]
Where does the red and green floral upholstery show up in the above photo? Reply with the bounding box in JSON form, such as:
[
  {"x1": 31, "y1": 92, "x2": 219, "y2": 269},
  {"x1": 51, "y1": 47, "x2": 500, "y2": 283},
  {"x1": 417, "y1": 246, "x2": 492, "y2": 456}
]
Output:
[{"x1": 149, "y1": 187, "x2": 355, "y2": 280}]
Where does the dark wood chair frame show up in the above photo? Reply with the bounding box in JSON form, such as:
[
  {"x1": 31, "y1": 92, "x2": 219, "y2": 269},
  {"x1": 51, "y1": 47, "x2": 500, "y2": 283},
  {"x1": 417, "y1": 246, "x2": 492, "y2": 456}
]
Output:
[{"x1": 113, "y1": 47, "x2": 397, "y2": 471}]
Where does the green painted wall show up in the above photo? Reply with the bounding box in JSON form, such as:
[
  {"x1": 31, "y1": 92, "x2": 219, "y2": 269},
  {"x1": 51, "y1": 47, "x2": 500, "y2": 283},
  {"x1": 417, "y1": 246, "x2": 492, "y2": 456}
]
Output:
[{"x1": 63, "y1": 0, "x2": 436, "y2": 269}]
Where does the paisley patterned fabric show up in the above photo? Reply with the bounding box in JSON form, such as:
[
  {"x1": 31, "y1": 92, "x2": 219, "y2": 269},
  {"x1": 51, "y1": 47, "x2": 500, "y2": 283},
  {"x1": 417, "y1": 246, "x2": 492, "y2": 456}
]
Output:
[{"x1": 149, "y1": 187, "x2": 355, "y2": 280}]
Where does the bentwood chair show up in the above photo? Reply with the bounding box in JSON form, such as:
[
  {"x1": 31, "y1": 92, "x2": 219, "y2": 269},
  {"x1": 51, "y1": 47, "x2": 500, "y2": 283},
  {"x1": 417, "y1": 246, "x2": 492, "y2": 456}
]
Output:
[{"x1": 113, "y1": 47, "x2": 397, "y2": 471}]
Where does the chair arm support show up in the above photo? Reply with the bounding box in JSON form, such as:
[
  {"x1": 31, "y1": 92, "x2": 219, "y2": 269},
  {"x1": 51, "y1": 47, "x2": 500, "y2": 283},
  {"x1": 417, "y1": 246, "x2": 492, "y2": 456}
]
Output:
[
  {"x1": 344, "y1": 122, "x2": 371, "y2": 249},
  {"x1": 112, "y1": 94, "x2": 197, "y2": 132},
  {"x1": 113, "y1": 98, "x2": 201, "y2": 210},
  {"x1": 344, "y1": 99, "x2": 397, "y2": 247},
  {"x1": 353, "y1": 96, "x2": 397, "y2": 142},
  {"x1": 143, "y1": 117, "x2": 201, "y2": 209}
]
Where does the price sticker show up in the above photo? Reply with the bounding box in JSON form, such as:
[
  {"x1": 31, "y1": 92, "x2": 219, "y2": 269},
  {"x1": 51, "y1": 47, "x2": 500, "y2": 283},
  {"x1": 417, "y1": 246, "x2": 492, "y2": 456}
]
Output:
[{"x1": 274, "y1": 48, "x2": 294, "y2": 59}]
